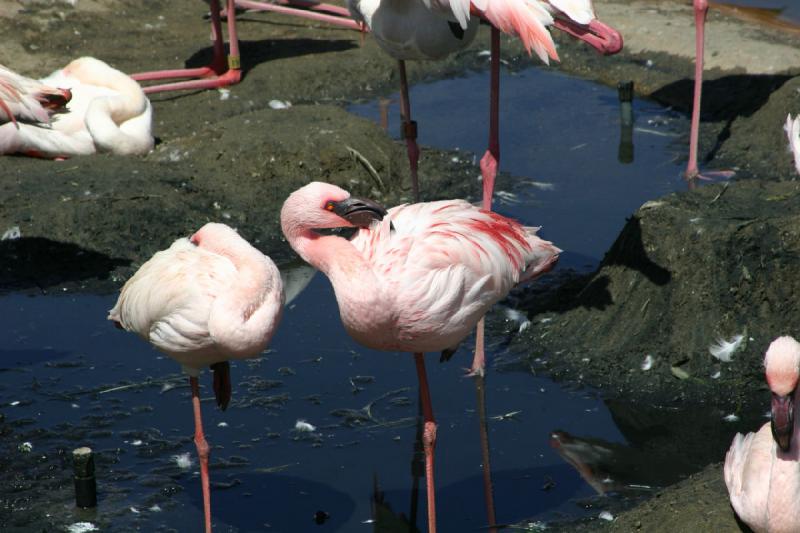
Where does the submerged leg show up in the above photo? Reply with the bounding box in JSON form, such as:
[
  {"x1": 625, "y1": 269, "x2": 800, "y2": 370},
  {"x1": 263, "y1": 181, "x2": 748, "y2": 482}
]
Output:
[
  {"x1": 398, "y1": 60, "x2": 420, "y2": 202},
  {"x1": 190, "y1": 376, "x2": 213, "y2": 533},
  {"x1": 413, "y1": 352, "x2": 437, "y2": 533}
]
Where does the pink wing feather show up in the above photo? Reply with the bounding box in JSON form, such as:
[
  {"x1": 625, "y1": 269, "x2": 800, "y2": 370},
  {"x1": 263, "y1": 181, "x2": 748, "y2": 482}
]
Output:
[{"x1": 0, "y1": 64, "x2": 70, "y2": 126}]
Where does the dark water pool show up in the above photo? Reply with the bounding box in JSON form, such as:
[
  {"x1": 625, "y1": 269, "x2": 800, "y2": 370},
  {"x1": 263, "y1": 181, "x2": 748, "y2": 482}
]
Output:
[
  {"x1": 716, "y1": 0, "x2": 800, "y2": 24},
  {"x1": 0, "y1": 66, "x2": 758, "y2": 532}
]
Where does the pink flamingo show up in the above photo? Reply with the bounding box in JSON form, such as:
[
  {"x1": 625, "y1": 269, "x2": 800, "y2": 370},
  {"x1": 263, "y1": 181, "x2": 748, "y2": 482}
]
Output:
[
  {"x1": 108, "y1": 223, "x2": 284, "y2": 533},
  {"x1": 347, "y1": 0, "x2": 622, "y2": 205},
  {"x1": 724, "y1": 336, "x2": 800, "y2": 532},
  {"x1": 280, "y1": 181, "x2": 560, "y2": 532},
  {"x1": 0, "y1": 57, "x2": 153, "y2": 158},
  {"x1": 348, "y1": 0, "x2": 620, "y2": 375},
  {"x1": 685, "y1": 0, "x2": 734, "y2": 182},
  {"x1": 131, "y1": 0, "x2": 361, "y2": 94}
]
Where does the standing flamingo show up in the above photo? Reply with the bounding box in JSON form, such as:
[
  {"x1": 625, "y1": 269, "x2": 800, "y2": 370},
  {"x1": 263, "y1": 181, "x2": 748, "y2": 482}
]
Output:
[
  {"x1": 108, "y1": 223, "x2": 284, "y2": 533},
  {"x1": 0, "y1": 57, "x2": 153, "y2": 158},
  {"x1": 348, "y1": 0, "x2": 620, "y2": 374},
  {"x1": 131, "y1": 0, "x2": 361, "y2": 94},
  {"x1": 281, "y1": 181, "x2": 560, "y2": 532},
  {"x1": 347, "y1": 0, "x2": 621, "y2": 204},
  {"x1": 685, "y1": 0, "x2": 734, "y2": 182},
  {"x1": 724, "y1": 336, "x2": 800, "y2": 532}
]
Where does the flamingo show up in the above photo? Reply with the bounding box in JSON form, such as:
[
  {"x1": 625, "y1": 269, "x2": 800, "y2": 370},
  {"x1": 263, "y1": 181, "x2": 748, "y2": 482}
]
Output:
[
  {"x1": 724, "y1": 336, "x2": 800, "y2": 532},
  {"x1": 108, "y1": 222, "x2": 284, "y2": 533},
  {"x1": 0, "y1": 57, "x2": 153, "y2": 158},
  {"x1": 685, "y1": 0, "x2": 734, "y2": 182},
  {"x1": 280, "y1": 181, "x2": 560, "y2": 532},
  {"x1": 784, "y1": 114, "x2": 800, "y2": 176},
  {"x1": 131, "y1": 0, "x2": 361, "y2": 94},
  {"x1": 348, "y1": 0, "x2": 620, "y2": 374}
]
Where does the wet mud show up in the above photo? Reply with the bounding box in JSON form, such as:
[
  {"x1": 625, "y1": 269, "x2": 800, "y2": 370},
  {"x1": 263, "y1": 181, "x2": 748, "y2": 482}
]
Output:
[{"x1": 3, "y1": 0, "x2": 800, "y2": 530}]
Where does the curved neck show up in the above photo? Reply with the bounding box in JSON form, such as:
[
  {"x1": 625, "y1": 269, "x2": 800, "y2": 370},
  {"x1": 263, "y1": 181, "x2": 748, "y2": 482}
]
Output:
[{"x1": 291, "y1": 229, "x2": 378, "y2": 287}]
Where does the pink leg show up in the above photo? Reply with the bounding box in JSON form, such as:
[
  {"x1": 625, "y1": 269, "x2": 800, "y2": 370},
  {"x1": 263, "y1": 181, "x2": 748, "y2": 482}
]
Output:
[
  {"x1": 470, "y1": 27, "x2": 501, "y2": 376},
  {"x1": 685, "y1": 0, "x2": 734, "y2": 184},
  {"x1": 234, "y1": 0, "x2": 362, "y2": 30},
  {"x1": 190, "y1": 376, "x2": 213, "y2": 533},
  {"x1": 398, "y1": 60, "x2": 421, "y2": 202},
  {"x1": 132, "y1": 0, "x2": 241, "y2": 94},
  {"x1": 685, "y1": 0, "x2": 707, "y2": 181},
  {"x1": 413, "y1": 352, "x2": 437, "y2": 533}
]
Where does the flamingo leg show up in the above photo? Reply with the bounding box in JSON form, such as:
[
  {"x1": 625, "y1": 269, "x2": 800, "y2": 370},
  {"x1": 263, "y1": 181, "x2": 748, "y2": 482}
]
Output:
[
  {"x1": 234, "y1": 0, "x2": 362, "y2": 30},
  {"x1": 475, "y1": 374, "x2": 497, "y2": 532},
  {"x1": 470, "y1": 27, "x2": 501, "y2": 377},
  {"x1": 132, "y1": 0, "x2": 241, "y2": 94},
  {"x1": 190, "y1": 376, "x2": 213, "y2": 533},
  {"x1": 685, "y1": 0, "x2": 734, "y2": 184},
  {"x1": 398, "y1": 60, "x2": 420, "y2": 202},
  {"x1": 413, "y1": 352, "x2": 437, "y2": 533}
]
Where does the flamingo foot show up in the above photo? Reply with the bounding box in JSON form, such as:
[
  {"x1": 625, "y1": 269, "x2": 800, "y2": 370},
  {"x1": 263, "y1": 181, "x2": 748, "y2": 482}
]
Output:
[
  {"x1": 480, "y1": 150, "x2": 498, "y2": 211},
  {"x1": 467, "y1": 317, "x2": 487, "y2": 378},
  {"x1": 136, "y1": 65, "x2": 242, "y2": 95},
  {"x1": 684, "y1": 167, "x2": 735, "y2": 183}
]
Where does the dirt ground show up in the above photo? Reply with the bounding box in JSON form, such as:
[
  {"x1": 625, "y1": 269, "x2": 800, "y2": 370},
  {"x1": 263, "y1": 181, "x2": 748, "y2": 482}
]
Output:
[{"x1": 3, "y1": 0, "x2": 800, "y2": 529}]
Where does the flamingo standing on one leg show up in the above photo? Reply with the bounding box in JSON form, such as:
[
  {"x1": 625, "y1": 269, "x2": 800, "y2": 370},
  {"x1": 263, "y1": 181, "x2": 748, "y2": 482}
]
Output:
[
  {"x1": 281, "y1": 181, "x2": 560, "y2": 532},
  {"x1": 347, "y1": 0, "x2": 620, "y2": 374},
  {"x1": 108, "y1": 223, "x2": 284, "y2": 533},
  {"x1": 347, "y1": 0, "x2": 621, "y2": 205},
  {"x1": 684, "y1": 0, "x2": 734, "y2": 183},
  {"x1": 0, "y1": 57, "x2": 153, "y2": 158},
  {"x1": 724, "y1": 336, "x2": 800, "y2": 532},
  {"x1": 131, "y1": 0, "x2": 361, "y2": 94}
]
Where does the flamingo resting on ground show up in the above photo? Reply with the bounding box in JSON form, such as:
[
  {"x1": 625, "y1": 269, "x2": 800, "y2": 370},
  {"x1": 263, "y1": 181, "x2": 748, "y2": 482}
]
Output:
[
  {"x1": 0, "y1": 57, "x2": 153, "y2": 158},
  {"x1": 724, "y1": 336, "x2": 800, "y2": 532},
  {"x1": 108, "y1": 223, "x2": 284, "y2": 533},
  {"x1": 131, "y1": 0, "x2": 361, "y2": 94},
  {"x1": 281, "y1": 181, "x2": 560, "y2": 532},
  {"x1": 685, "y1": 0, "x2": 734, "y2": 183},
  {"x1": 348, "y1": 0, "x2": 620, "y2": 374}
]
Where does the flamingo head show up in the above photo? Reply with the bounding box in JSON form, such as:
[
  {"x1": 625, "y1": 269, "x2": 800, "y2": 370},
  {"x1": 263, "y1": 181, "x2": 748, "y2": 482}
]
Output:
[
  {"x1": 281, "y1": 182, "x2": 387, "y2": 240},
  {"x1": 765, "y1": 336, "x2": 800, "y2": 451}
]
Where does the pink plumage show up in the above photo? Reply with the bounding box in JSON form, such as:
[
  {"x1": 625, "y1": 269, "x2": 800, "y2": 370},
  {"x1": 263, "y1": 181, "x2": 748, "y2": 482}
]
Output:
[
  {"x1": 282, "y1": 181, "x2": 559, "y2": 354},
  {"x1": 724, "y1": 336, "x2": 800, "y2": 533},
  {"x1": 109, "y1": 222, "x2": 284, "y2": 533},
  {"x1": 0, "y1": 64, "x2": 71, "y2": 126}
]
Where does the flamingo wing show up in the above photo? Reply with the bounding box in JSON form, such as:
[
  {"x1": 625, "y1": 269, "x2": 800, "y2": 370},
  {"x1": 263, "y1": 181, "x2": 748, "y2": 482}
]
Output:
[
  {"x1": 0, "y1": 64, "x2": 70, "y2": 125},
  {"x1": 108, "y1": 238, "x2": 239, "y2": 357}
]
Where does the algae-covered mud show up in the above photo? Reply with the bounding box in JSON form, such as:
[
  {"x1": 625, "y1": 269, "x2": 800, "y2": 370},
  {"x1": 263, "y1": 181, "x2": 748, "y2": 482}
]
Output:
[{"x1": 3, "y1": 0, "x2": 800, "y2": 530}]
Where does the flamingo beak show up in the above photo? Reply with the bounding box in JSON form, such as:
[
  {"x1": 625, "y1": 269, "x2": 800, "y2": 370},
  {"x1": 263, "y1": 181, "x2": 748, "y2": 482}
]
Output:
[
  {"x1": 552, "y1": 17, "x2": 623, "y2": 56},
  {"x1": 771, "y1": 391, "x2": 794, "y2": 452},
  {"x1": 332, "y1": 197, "x2": 387, "y2": 228}
]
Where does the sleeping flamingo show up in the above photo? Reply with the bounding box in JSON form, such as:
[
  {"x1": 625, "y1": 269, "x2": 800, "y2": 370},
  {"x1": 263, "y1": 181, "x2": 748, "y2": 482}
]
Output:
[
  {"x1": 0, "y1": 57, "x2": 153, "y2": 158},
  {"x1": 685, "y1": 0, "x2": 734, "y2": 182},
  {"x1": 131, "y1": 0, "x2": 360, "y2": 94},
  {"x1": 108, "y1": 223, "x2": 284, "y2": 533},
  {"x1": 281, "y1": 181, "x2": 560, "y2": 532},
  {"x1": 724, "y1": 335, "x2": 800, "y2": 532}
]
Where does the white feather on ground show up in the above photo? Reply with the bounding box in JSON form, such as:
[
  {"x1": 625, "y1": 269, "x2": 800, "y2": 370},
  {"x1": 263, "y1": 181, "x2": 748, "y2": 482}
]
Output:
[{"x1": 709, "y1": 334, "x2": 745, "y2": 363}]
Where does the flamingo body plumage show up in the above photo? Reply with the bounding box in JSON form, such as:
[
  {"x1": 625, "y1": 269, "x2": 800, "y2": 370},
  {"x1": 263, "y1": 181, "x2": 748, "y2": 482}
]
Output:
[
  {"x1": 724, "y1": 336, "x2": 800, "y2": 533},
  {"x1": 282, "y1": 182, "x2": 559, "y2": 353},
  {"x1": 0, "y1": 57, "x2": 153, "y2": 158},
  {"x1": 282, "y1": 182, "x2": 558, "y2": 532},
  {"x1": 109, "y1": 222, "x2": 284, "y2": 533}
]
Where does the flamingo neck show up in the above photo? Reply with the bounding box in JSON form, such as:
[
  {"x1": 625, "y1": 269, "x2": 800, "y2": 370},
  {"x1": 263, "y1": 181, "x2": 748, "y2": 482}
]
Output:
[
  {"x1": 207, "y1": 245, "x2": 283, "y2": 358},
  {"x1": 290, "y1": 229, "x2": 391, "y2": 343},
  {"x1": 767, "y1": 392, "x2": 800, "y2": 527}
]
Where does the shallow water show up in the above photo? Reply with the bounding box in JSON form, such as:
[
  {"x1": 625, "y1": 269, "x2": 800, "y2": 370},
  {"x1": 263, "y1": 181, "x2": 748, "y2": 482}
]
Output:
[
  {"x1": 0, "y1": 67, "x2": 756, "y2": 532},
  {"x1": 716, "y1": 0, "x2": 800, "y2": 24}
]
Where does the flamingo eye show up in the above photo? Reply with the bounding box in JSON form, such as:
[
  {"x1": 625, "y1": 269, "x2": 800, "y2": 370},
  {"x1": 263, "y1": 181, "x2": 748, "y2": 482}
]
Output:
[{"x1": 324, "y1": 201, "x2": 336, "y2": 211}]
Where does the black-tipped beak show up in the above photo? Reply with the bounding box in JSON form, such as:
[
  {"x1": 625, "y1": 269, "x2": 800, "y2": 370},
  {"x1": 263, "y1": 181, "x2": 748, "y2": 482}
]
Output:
[
  {"x1": 771, "y1": 392, "x2": 794, "y2": 452},
  {"x1": 332, "y1": 197, "x2": 387, "y2": 228}
]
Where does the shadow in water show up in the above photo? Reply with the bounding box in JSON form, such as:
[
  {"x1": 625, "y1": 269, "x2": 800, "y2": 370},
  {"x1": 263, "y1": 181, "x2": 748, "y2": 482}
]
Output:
[
  {"x1": 652, "y1": 73, "x2": 794, "y2": 164},
  {"x1": 191, "y1": 472, "x2": 356, "y2": 532},
  {"x1": 0, "y1": 237, "x2": 129, "y2": 294},
  {"x1": 185, "y1": 38, "x2": 358, "y2": 78}
]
